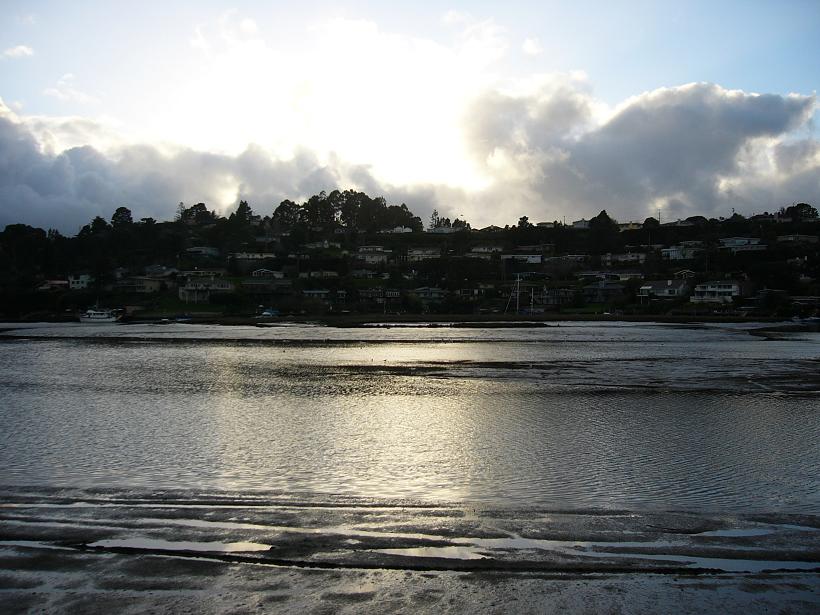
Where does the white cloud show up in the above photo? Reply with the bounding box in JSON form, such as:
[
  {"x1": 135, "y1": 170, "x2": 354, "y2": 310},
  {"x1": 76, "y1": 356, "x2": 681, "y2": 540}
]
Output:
[
  {"x1": 442, "y1": 10, "x2": 470, "y2": 25},
  {"x1": 522, "y1": 37, "x2": 543, "y2": 56},
  {"x1": 2, "y1": 45, "x2": 34, "y2": 59},
  {"x1": 2, "y1": 12, "x2": 818, "y2": 233},
  {"x1": 189, "y1": 25, "x2": 209, "y2": 51},
  {"x1": 43, "y1": 73, "x2": 100, "y2": 105},
  {"x1": 239, "y1": 18, "x2": 258, "y2": 35}
]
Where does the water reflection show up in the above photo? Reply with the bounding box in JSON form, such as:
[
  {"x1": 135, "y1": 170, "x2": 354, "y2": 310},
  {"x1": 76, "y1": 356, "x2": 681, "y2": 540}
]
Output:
[{"x1": 0, "y1": 323, "x2": 818, "y2": 512}]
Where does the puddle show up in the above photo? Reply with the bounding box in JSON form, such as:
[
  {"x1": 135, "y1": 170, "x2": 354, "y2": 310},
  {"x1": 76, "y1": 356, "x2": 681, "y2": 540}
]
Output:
[
  {"x1": 374, "y1": 546, "x2": 489, "y2": 560},
  {"x1": 696, "y1": 528, "x2": 774, "y2": 538},
  {"x1": 88, "y1": 538, "x2": 271, "y2": 553},
  {"x1": 0, "y1": 540, "x2": 75, "y2": 551},
  {"x1": 583, "y1": 550, "x2": 820, "y2": 573}
]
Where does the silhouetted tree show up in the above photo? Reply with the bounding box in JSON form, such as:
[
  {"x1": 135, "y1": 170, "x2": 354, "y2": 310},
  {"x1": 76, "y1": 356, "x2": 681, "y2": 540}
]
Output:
[{"x1": 111, "y1": 207, "x2": 133, "y2": 228}]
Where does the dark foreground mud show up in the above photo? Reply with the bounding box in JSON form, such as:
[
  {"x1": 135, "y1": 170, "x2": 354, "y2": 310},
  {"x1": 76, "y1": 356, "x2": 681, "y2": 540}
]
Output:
[{"x1": 1, "y1": 488, "x2": 818, "y2": 613}]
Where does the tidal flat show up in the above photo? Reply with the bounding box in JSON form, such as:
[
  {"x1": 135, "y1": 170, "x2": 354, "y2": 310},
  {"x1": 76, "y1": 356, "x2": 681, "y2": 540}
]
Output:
[{"x1": 0, "y1": 321, "x2": 818, "y2": 612}]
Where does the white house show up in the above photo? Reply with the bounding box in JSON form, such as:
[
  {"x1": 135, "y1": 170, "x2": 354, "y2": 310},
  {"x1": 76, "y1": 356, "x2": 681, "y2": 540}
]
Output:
[
  {"x1": 407, "y1": 247, "x2": 441, "y2": 262},
  {"x1": 68, "y1": 274, "x2": 94, "y2": 290},
  {"x1": 413, "y1": 287, "x2": 448, "y2": 301},
  {"x1": 380, "y1": 226, "x2": 414, "y2": 234},
  {"x1": 230, "y1": 252, "x2": 277, "y2": 260},
  {"x1": 690, "y1": 281, "x2": 742, "y2": 304},
  {"x1": 251, "y1": 268, "x2": 285, "y2": 278},
  {"x1": 178, "y1": 277, "x2": 235, "y2": 303},
  {"x1": 661, "y1": 245, "x2": 704, "y2": 260},
  {"x1": 356, "y1": 246, "x2": 392, "y2": 265},
  {"x1": 501, "y1": 254, "x2": 542, "y2": 264},
  {"x1": 718, "y1": 238, "x2": 766, "y2": 254},
  {"x1": 639, "y1": 279, "x2": 690, "y2": 299},
  {"x1": 427, "y1": 226, "x2": 459, "y2": 234}
]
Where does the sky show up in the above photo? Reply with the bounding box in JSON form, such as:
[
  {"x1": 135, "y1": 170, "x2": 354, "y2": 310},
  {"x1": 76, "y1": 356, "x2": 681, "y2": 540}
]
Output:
[{"x1": 1, "y1": 0, "x2": 818, "y2": 233}]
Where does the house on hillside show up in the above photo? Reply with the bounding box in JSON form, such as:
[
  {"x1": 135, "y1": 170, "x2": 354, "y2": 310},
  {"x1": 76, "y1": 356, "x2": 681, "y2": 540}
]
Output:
[
  {"x1": 638, "y1": 280, "x2": 691, "y2": 300},
  {"x1": 583, "y1": 280, "x2": 625, "y2": 303},
  {"x1": 407, "y1": 247, "x2": 441, "y2": 262},
  {"x1": 601, "y1": 252, "x2": 646, "y2": 267},
  {"x1": 68, "y1": 274, "x2": 94, "y2": 290},
  {"x1": 185, "y1": 246, "x2": 220, "y2": 258},
  {"x1": 251, "y1": 268, "x2": 285, "y2": 278},
  {"x1": 356, "y1": 246, "x2": 392, "y2": 265},
  {"x1": 690, "y1": 280, "x2": 743, "y2": 304},
  {"x1": 413, "y1": 287, "x2": 448, "y2": 302},
  {"x1": 776, "y1": 234, "x2": 819, "y2": 244},
  {"x1": 178, "y1": 277, "x2": 235, "y2": 303},
  {"x1": 661, "y1": 244, "x2": 704, "y2": 260},
  {"x1": 718, "y1": 238, "x2": 766, "y2": 254}
]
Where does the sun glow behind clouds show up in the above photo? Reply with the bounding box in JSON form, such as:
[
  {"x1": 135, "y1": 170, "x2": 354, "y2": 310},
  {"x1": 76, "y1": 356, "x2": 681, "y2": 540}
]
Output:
[{"x1": 144, "y1": 14, "x2": 496, "y2": 190}]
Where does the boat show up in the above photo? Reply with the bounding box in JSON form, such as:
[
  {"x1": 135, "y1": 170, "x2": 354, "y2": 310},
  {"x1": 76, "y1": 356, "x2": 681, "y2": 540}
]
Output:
[{"x1": 79, "y1": 308, "x2": 121, "y2": 323}]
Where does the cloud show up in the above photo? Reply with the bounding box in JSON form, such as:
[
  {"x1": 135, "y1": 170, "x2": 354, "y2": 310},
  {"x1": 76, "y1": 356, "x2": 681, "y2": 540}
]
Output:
[
  {"x1": 0, "y1": 99, "x2": 388, "y2": 232},
  {"x1": 522, "y1": 38, "x2": 542, "y2": 56},
  {"x1": 455, "y1": 82, "x2": 819, "y2": 225},
  {"x1": 2, "y1": 45, "x2": 34, "y2": 59},
  {"x1": 43, "y1": 74, "x2": 100, "y2": 105},
  {"x1": 1, "y1": 80, "x2": 818, "y2": 234}
]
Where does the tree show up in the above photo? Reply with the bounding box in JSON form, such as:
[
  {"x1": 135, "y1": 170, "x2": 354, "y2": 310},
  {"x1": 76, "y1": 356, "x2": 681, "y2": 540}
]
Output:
[
  {"x1": 643, "y1": 216, "x2": 660, "y2": 229},
  {"x1": 178, "y1": 202, "x2": 218, "y2": 225},
  {"x1": 589, "y1": 210, "x2": 618, "y2": 232},
  {"x1": 230, "y1": 200, "x2": 254, "y2": 225},
  {"x1": 79, "y1": 216, "x2": 111, "y2": 236},
  {"x1": 272, "y1": 199, "x2": 301, "y2": 227},
  {"x1": 111, "y1": 206, "x2": 133, "y2": 228},
  {"x1": 783, "y1": 202, "x2": 818, "y2": 221},
  {"x1": 588, "y1": 210, "x2": 620, "y2": 254},
  {"x1": 517, "y1": 216, "x2": 532, "y2": 228},
  {"x1": 429, "y1": 209, "x2": 440, "y2": 230}
]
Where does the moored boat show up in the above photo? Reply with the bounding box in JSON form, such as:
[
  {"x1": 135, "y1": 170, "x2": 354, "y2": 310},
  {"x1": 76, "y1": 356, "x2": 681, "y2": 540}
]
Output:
[{"x1": 79, "y1": 308, "x2": 121, "y2": 323}]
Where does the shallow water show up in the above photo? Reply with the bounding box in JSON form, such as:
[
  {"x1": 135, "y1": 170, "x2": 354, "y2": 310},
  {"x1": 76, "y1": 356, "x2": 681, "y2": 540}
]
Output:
[{"x1": 1, "y1": 321, "x2": 818, "y2": 512}]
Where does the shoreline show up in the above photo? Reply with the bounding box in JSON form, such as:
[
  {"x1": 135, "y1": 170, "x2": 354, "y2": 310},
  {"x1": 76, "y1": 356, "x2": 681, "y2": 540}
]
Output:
[
  {"x1": 1, "y1": 312, "x2": 797, "y2": 327},
  {"x1": 2, "y1": 488, "x2": 818, "y2": 613}
]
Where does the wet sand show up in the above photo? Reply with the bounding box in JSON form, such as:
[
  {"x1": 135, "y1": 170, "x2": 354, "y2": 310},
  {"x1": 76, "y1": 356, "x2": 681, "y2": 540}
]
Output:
[{"x1": 1, "y1": 489, "x2": 818, "y2": 613}]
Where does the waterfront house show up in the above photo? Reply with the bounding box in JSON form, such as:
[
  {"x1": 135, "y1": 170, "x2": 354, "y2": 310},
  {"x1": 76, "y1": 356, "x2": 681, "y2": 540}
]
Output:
[
  {"x1": 178, "y1": 277, "x2": 235, "y2": 303},
  {"x1": 413, "y1": 287, "x2": 448, "y2": 302},
  {"x1": 37, "y1": 279, "x2": 69, "y2": 292},
  {"x1": 582, "y1": 280, "x2": 625, "y2": 303},
  {"x1": 302, "y1": 289, "x2": 331, "y2": 301},
  {"x1": 68, "y1": 273, "x2": 94, "y2": 290},
  {"x1": 639, "y1": 280, "x2": 691, "y2": 300},
  {"x1": 690, "y1": 280, "x2": 743, "y2": 304}
]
